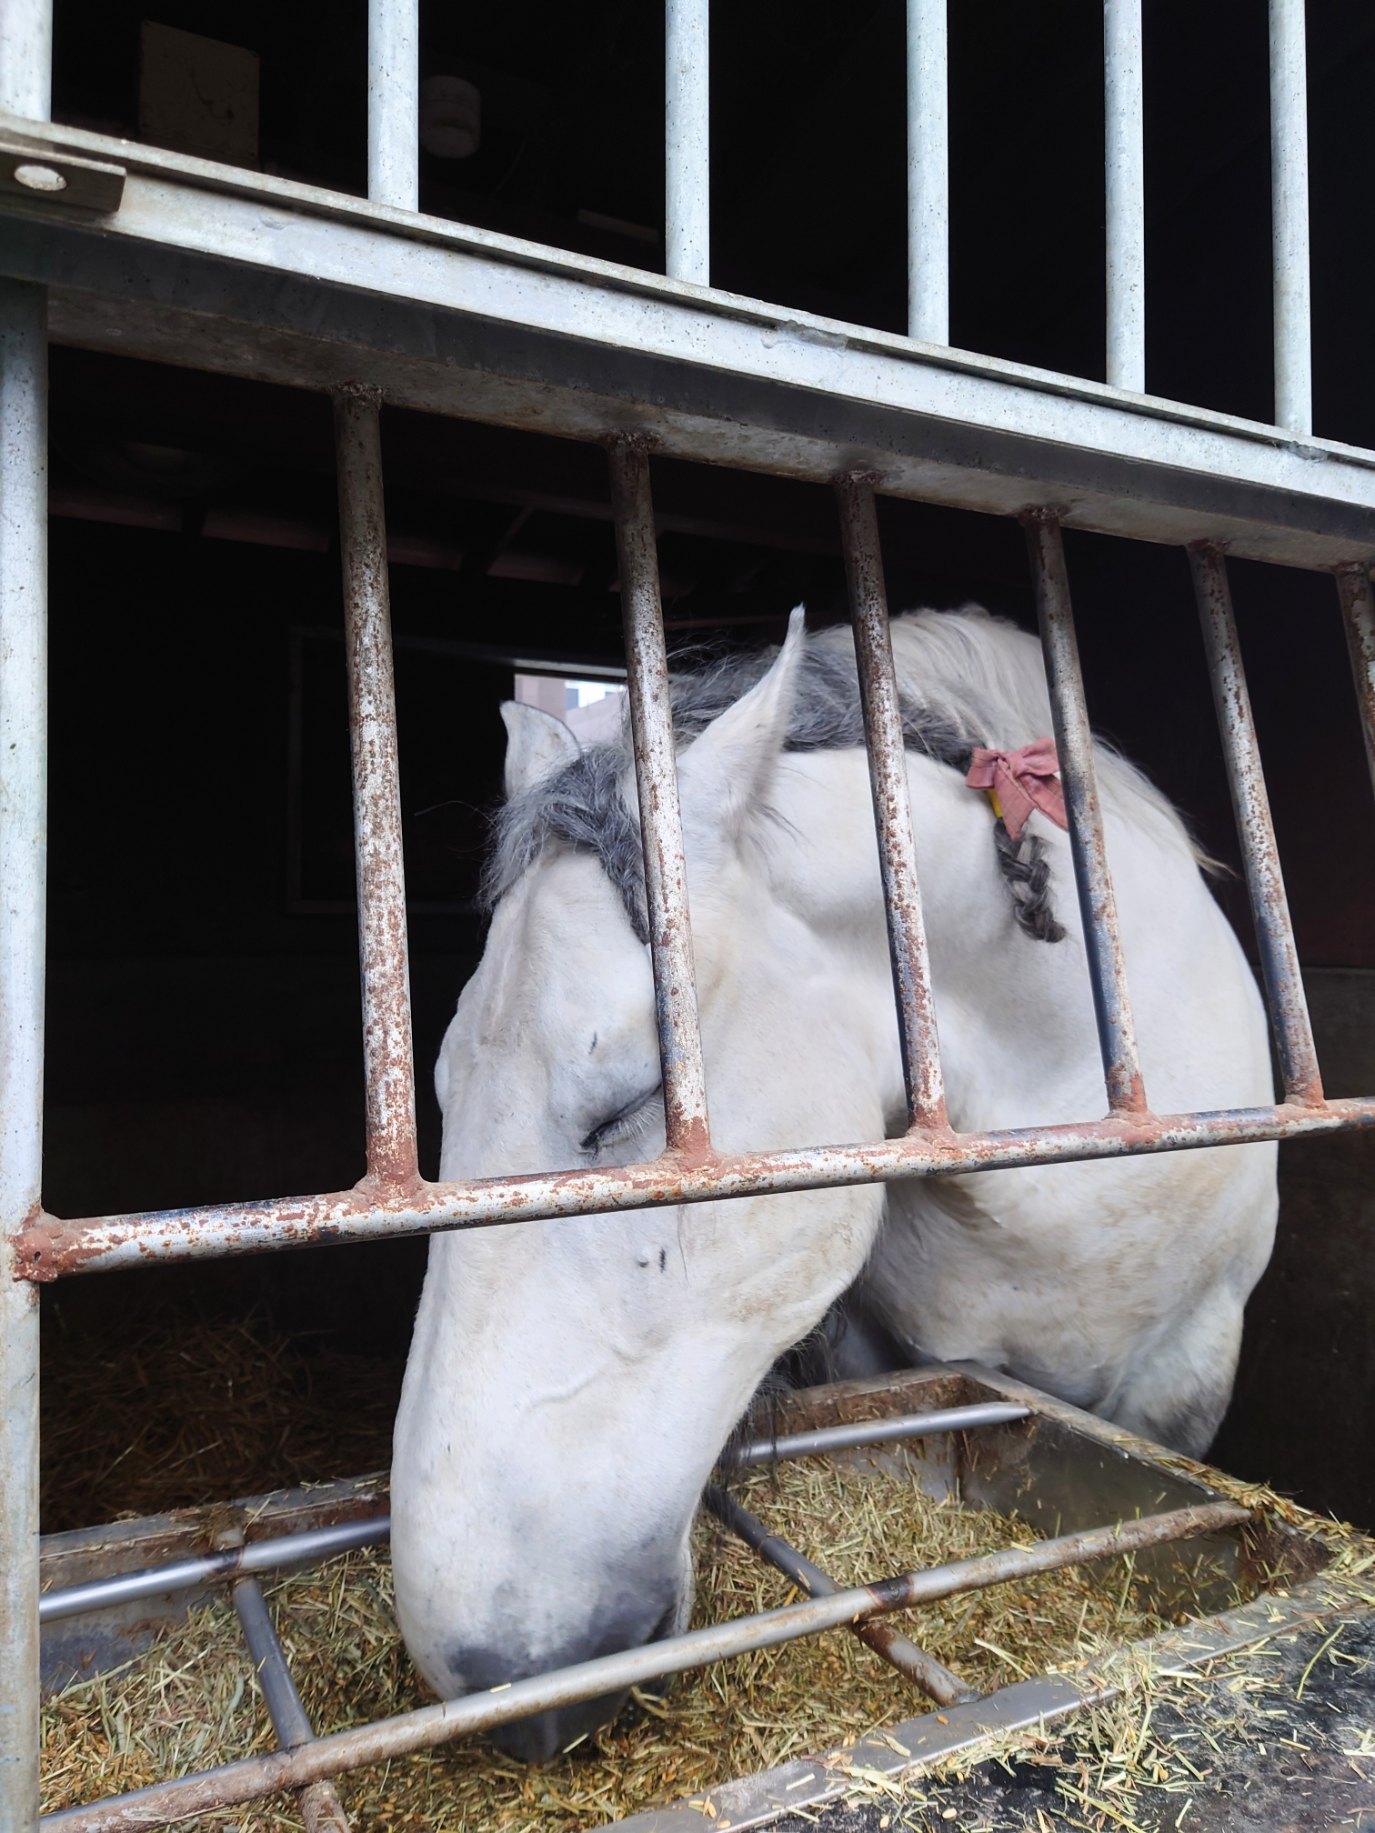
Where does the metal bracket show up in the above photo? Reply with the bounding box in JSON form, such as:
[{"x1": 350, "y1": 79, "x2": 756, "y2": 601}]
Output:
[{"x1": 0, "y1": 138, "x2": 125, "y2": 213}]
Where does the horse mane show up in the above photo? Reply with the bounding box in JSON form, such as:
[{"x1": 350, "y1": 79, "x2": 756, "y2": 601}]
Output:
[{"x1": 482, "y1": 607, "x2": 1201, "y2": 945}]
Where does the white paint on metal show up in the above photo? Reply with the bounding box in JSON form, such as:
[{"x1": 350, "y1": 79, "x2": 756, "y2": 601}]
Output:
[
  {"x1": 368, "y1": 0, "x2": 418, "y2": 212},
  {"x1": 907, "y1": 0, "x2": 949, "y2": 344},
  {"x1": 1104, "y1": 0, "x2": 1145, "y2": 392},
  {"x1": 665, "y1": 0, "x2": 709, "y2": 284},
  {"x1": 0, "y1": 0, "x2": 52, "y2": 119},
  {"x1": 1269, "y1": 0, "x2": 1312, "y2": 435}
]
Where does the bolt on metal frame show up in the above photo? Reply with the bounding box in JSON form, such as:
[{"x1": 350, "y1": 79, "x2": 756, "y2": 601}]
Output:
[{"x1": 2, "y1": 0, "x2": 1373, "y2": 1825}]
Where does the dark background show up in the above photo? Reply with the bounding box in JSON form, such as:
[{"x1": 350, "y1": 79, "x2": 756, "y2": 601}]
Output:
[{"x1": 37, "y1": 0, "x2": 1375, "y2": 1528}]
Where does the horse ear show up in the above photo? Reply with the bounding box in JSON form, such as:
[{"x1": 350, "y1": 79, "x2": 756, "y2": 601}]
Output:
[
  {"x1": 500, "y1": 701, "x2": 581, "y2": 799},
  {"x1": 677, "y1": 606, "x2": 806, "y2": 833}
]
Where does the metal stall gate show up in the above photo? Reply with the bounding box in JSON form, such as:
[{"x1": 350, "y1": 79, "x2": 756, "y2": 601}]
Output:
[{"x1": 3, "y1": 0, "x2": 1375, "y2": 1826}]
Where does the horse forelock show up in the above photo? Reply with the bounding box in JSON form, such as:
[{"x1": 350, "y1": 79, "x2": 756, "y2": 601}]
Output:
[{"x1": 481, "y1": 619, "x2": 1068, "y2": 943}]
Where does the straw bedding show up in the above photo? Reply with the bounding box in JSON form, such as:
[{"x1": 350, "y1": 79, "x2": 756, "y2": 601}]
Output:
[{"x1": 39, "y1": 1313, "x2": 1221, "y2": 1831}]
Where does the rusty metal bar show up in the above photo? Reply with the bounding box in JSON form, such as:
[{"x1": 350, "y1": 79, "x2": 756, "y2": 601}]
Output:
[
  {"x1": 367, "y1": 0, "x2": 418, "y2": 211},
  {"x1": 1104, "y1": 0, "x2": 1145, "y2": 391},
  {"x1": 1025, "y1": 510, "x2": 1147, "y2": 1113},
  {"x1": 1190, "y1": 544, "x2": 1323, "y2": 1104},
  {"x1": 665, "y1": 0, "x2": 709, "y2": 285},
  {"x1": 41, "y1": 1500, "x2": 1247, "y2": 1831},
  {"x1": 16, "y1": 1094, "x2": 1375, "y2": 1280},
  {"x1": 334, "y1": 387, "x2": 420, "y2": 1186},
  {"x1": 724, "y1": 1402, "x2": 1031, "y2": 1468},
  {"x1": 607, "y1": 438, "x2": 712, "y2": 1154},
  {"x1": 1269, "y1": 0, "x2": 1312, "y2": 436},
  {"x1": 0, "y1": 272, "x2": 47, "y2": 1833},
  {"x1": 233, "y1": 1579, "x2": 352, "y2": 1833},
  {"x1": 837, "y1": 474, "x2": 949, "y2": 1131},
  {"x1": 906, "y1": 0, "x2": 949, "y2": 343},
  {"x1": 1336, "y1": 565, "x2": 1375, "y2": 804},
  {"x1": 705, "y1": 1485, "x2": 974, "y2": 1706}
]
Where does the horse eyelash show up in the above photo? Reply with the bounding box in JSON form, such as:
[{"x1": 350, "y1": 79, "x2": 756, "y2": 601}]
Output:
[{"x1": 580, "y1": 1089, "x2": 662, "y2": 1156}]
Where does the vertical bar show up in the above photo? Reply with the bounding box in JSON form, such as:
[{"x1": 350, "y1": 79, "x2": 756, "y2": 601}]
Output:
[
  {"x1": 1269, "y1": 0, "x2": 1312, "y2": 435},
  {"x1": 606, "y1": 439, "x2": 711, "y2": 1153},
  {"x1": 835, "y1": 475, "x2": 948, "y2": 1131},
  {"x1": 1104, "y1": 0, "x2": 1145, "y2": 392},
  {"x1": 1024, "y1": 512, "x2": 1147, "y2": 1114},
  {"x1": 367, "y1": 0, "x2": 419, "y2": 211},
  {"x1": 1336, "y1": 566, "x2": 1375, "y2": 806},
  {"x1": 665, "y1": 0, "x2": 710, "y2": 285},
  {"x1": 334, "y1": 387, "x2": 420, "y2": 1185},
  {"x1": 1190, "y1": 544, "x2": 1322, "y2": 1104},
  {"x1": 232, "y1": 1580, "x2": 352, "y2": 1833},
  {"x1": 0, "y1": 0, "x2": 53, "y2": 119},
  {"x1": 0, "y1": 276, "x2": 47, "y2": 1833},
  {"x1": 906, "y1": 0, "x2": 950, "y2": 343}
]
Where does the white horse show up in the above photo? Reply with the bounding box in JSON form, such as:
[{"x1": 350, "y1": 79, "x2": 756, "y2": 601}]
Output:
[{"x1": 390, "y1": 607, "x2": 1276, "y2": 1759}]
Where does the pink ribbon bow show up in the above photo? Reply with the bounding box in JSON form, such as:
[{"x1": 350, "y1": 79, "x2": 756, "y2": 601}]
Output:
[{"x1": 964, "y1": 737, "x2": 1069, "y2": 842}]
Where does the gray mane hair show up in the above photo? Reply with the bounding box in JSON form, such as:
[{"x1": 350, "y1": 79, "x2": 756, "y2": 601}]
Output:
[{"x1": 482, "y1": 632, "x2": 1066, "y2": 946}]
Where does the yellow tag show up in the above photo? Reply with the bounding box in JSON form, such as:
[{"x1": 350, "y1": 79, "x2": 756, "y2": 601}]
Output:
[{"x1": 985, "y1": 787, "x2": 1003, "y2": 820}]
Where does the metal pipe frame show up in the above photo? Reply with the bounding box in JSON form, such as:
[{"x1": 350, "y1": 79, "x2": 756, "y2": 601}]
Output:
[
  {"x1": 906, "y1": 0, "x2": 949, "y2": 344},
  {"x1": 41, "y1": 1500, "x2": 1245, "y2": 1831},
  {"x1": 1269, "y1": 0, "x2": 1312, "y2": 437},
  {"x1": 1190, "y1": 544, "x2": 1323, "y2": 1104},
  {"x1": 607, "y1": 439, "x2": 712, "y2": 1154},
  {"x1": 664, "y1": 0, "x2": 710, "y2": 286},
  {"x1": 1336, "y1": 565, "x2": 1375, "y2": 804},
  {"x1": 705, "y1": 1485, "x2": 973, "y2": 1707},
  {"x1": 334, "y1": 386, "x2": 420, "y2": 1187},
  {"x1": 723, "y1": 1403, "x2": 1031, "y2": 1469},
  {"x1": 837, "y1": 474, "x2": 949, "y2": 1130},
  {"x1": 232, "y1": 1579, "x2": 352, "y2": 1833},
  {"x1": 1024, "y1": 511, "x2": 1147, "y2": 1113},
  {"x1": 1104, "y1": 0, "x2": 1145, "y2": 392},
  {"x1": 367, "y1": 0, "x2": 418, "y2": 212}
]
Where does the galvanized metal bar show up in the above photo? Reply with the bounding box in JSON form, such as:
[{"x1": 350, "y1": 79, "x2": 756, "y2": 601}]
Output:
[
  {"x1": 39, "y1": 1515, "x2": 389, "y2": 1625},
  {"x1": 1269, "y1": 0, "x2": 1312, "y2": 435},
  {"x1": 41, "y1": 1500, "x2": 1246, "y2": 1831},
  {"x1": 724, "y1": 1403, "x2": 1032, "y2": 1468},
  {"x1": 1104, "y1": 0, "x2": 1145, "y2": 391},
  {"x1": 1190, "y1": 544, "x2": 1323, "y2": 1104},
  {"x1": 664, "y1": 0, "x2": 709, "y2": 285},
  {"x1": 334, "y1": 387, "x2": 420, "y2": 1186},
  {"x1": 233, "y1": 1580, "x2": 352, "y2": 1833},
  {"x1": 1025, "y1": 511, "x2": 1147, "y2": 1113},
  {"x1": 607, "y1": 439, "x2": 711, "y2": 1153},
  {"x1": 367, "y1": 0, "x2": 418, "y2": 211},
  {"x1": 17, "y1": 1093, "x2": 1375, "y2": 1280},
  {"x1": 1336, "y1": 565, "x2": 1375, "y2": 804},
  {"x1": 906, "y1": 0, "x2": 949, "y2": 343},
  {"x1": 0, "y1": 272, "x2": 47, "y2": 1833},
  {"x1": 836, "y1": 474, "x2": 949, "y2": 1131},
  {"x1": 0, "y1": 0, "x2": 52, "y2": 119},
  {"x1": 705, "y1": 1485, "x2": 973, "y2": 1706}
]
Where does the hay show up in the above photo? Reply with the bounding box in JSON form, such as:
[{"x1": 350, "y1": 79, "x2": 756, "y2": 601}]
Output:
[{"x1": 43, "y1": 1454, "x2": 1186, "y2": 1831}]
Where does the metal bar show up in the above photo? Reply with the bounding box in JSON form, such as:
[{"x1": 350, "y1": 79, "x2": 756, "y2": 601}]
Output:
[
  {"x1": 39, "y1": 1517, "x2": 389, "y2": 1626},
  {"x1": 1269, "y1": 0, "x2": 1312, "y2": 435},
  {"x1": 606, "y1": 439, "x2": 712, "y2": 1154},
  {"x1": 724, "y1": 1403, "x2": 1032, "y2": 1468},
  {"x1": 334, "y1": 387, "x2": 420, "y2": 1186},
  {"x1": 836, "y1": 474, "x2": 949, "y2": 1130},
  {"x1": 906, "y1": 0, "x2": 949, "y2": 343},
  {"x1": 16, "y1": 1093, "x2": 1375, "y2": 1280},
  {"x1": 705, "y1": 1485, "x2": 973, "y2": 1706},
  {"x1": 233, "y1": 1580, "x2": 352, "y2": 1833},
  {"x1": 664, "y1": 0, "x2": 709, "y2": 285},
  {"x1": 1190, "y1": 544, "x2": 1323, "y2": 1103},
  {"x1": 367, "y1": 0, "x2": 418, "y2": 211},
  {"x1": 0, "y1": 0, "x2": 52, "y2": 119},
  {"x1": 1104, "y1": 0, "x2": 1145, "y2": 391},
  {"x1": 41, "y1": 1501, "x2": 1246, "y2": 1831},
  {"x1": 1024, "y1": 511, "x2": 1147, "y2": 1113},
  {"x1": 1336, "y1": 565, "x2": 1375, "y2": 804},
  {"x1": 0, "y1": 273, "x2": 47, "y2": 1833}
]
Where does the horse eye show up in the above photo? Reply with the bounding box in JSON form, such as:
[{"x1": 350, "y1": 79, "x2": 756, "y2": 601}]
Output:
[{"x1": 579, "y1": 1086, "x2": 660, "y2": 1154}]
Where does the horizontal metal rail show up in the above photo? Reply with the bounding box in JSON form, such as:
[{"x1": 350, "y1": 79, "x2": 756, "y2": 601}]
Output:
[
  {"x1": 41, "y1": 1499, "x2": 1246, "y2": 1831},
  {"x1": 232, "y1": 1577, "x2": 352, "y2": 1833},
  {"x1": 705, "y1": 1485, "x2": 974, "y2": 1707},
  {"x1": 38, "y1": 1517, "x2": 389, "y2": 1625},
  {"x1": 15, "y1": 1097, "x2": 1373, "y2": 1279},
  {"x1": 723, "y1": 1403, "x2": 1031, "y2": 1468}
]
